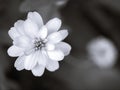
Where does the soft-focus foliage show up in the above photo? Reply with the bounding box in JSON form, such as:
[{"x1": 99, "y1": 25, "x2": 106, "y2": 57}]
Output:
[{"x1": 20, "y1": 0, "x2": 68, "y2": 22}]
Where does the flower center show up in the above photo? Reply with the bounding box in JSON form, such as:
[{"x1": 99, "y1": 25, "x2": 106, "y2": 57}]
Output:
[{"x1": 34, "y1": 38, "x2": 45, "y2": 50}]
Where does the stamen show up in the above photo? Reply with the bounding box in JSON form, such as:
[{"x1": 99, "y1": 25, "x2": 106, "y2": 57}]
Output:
[{"x1": 34, "y1": 38, "x2": 45, "y2": 50}]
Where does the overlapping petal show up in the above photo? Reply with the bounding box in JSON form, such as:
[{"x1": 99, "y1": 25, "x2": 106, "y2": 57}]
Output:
[
  {"x1": 14, "y1": 56, "x2": 25, "y2": 71},
  {"x1": 47, "y1": 49, "x2": 64, "y2": 61},
  {"x1": 46, "y1": 18, "x2": 61, "y2": 34},
  {"x1": 24, "y1": 19, "x2": 38, "y2": 38},
  {"x1": 32, "y1": 64, "x2": 45, "y2": 77},
  {"x1": 47, "y1": 32, "x2": 62, "y2": 44},
  {"x1": 56, "y1": 42, "x2": 71, "y2": 56},
  {"x1": 24, "y1": 52, "x2": 38, "y2": 70},
  {"x1": 14, "y1": 20, "x2": 25, "y2": 35},
  {"x1": 27, "y1": 12, "x2": 43, "y2": 29},
  {"x1": 58, "y1": 30, "x2": 68, "y2": 40},
  {"x1": 13, "y1": 36, "x2": 31, "y2": 48},
  {"x1": 45, "y1": 43, "x2": 55, "y2": 50},
  {"x1": 47, "y1": 30, "x2": 68, "y2": 44},
  {"x1": 46, "y1": 59, "x2": 59, "y2": 72},
  {"x1": 7, "y1": 45, "x2": 24, "y2": 57},
  {"x1": 8, "y1": 27, "x2": 20, "y2": 40},
  {"x1": 37, "y1": 51, "x2": 47, "y2": 66},
  {"x1": 36, "y1": 26, "x2": 47, "y2": 40}
]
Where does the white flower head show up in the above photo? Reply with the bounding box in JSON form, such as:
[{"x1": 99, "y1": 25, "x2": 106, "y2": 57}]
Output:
[
  {"x1": 7, "y1": 11, "x2": 71, "y2": 77},
  {"x1": 87, "y1": 36, "x2": 118, "y2": 69}
]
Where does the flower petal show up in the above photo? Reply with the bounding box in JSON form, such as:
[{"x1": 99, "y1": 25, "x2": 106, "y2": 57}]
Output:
[
  {"x1": 37, "y1": 26, "x2": 47, "y2": 39},
  {"x1": 14, "y1": 56, "x2": 25, "y2": 71},
  {"x1": 27, "y1": 12, "x2": 43, "y2": 28},
  {"x1": 13, "y1": 36, "x2": 31, "y2": 48},
  {"x1": 24, "y1": 48, "x2": 35, "y2": 55},
  {"x1": 56, "y1": 42, "x2": 71, "y2": 56},
  {"x1": 8, "y1": 27, "x2": 20, "y2": 40},
  {"x1": 37, "y1": 51, "x2": 47, "y2": 66},
  {"x1": 58, "y1": 30, "x2": 68, "y2": 40},
  {"x1": 14, "y1": 20, "x2": 25, "y2": 35},
  {"x1": 47, "y1": 49, "x2": 64, "y2": 61},
  {"x1": 47, "y1": 30, "x2": 68, "y2": 44},
  {"x1": 45, "y1": 43, "x2": 55, "y2": 50},
  {"x1": 24, "y1": 19, "x2": 38, "y2": 38},
  {"x1": 32, "y1": 64, "x2": 45, "y2": 77},
  {"x1": 47, "y1": 32, "x2": 63, "y2": 44},
  {"x1": 46, "y1": 59, "x2": 59, "y2": 72},
  {"x1": 24, "y1": 52, "x2": 37, "y2": 70},
  {"x1": 46, "y1": 18, "x2": 61, "y2": 34},
  {"x1": 7, "y1": 45, "x2": 24, "y2": 57}
]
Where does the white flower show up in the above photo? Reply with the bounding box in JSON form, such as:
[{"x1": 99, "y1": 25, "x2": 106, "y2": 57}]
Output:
[
  {"x1": 7, "y1": 11, "x2": 71, "y2": 77},
  {"x1": 87, "y1": 36, "x2": 118, "y2": 69}
]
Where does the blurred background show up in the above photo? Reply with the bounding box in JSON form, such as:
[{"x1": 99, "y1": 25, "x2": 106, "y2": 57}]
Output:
[{"x1": 1, "y1": 0, "x2": 120, "y2": 90}]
